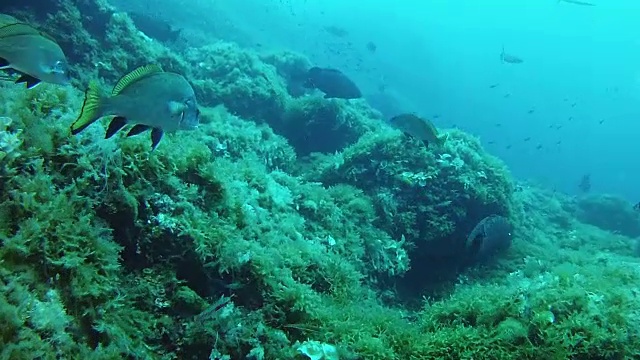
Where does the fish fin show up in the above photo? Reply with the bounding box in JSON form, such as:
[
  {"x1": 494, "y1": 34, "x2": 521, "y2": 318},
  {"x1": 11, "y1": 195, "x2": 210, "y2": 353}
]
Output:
[
  {"x1": 150, "y1": 128, "x2": 164, "y2": 150},
  {"x1": 15, "y1": 74, "x2": 41, "y2": 88},
  {"x1": 105, "y1": 116, "x2": 127, "y2": 139},
  {"x1": 126, "y1": 124, "x2": 150, "y2": 137},
  {"x1": 0, "y1": 57, "x2": 9, "y2": 68},
  {"x1": 70, "y1": 81, "x2": 105, "y2": 135},
  {"x1": 500, "y1": 45, "x2": 505, "y2": 62},
  {"x1": 112, "y1": 64, "x2": 163, "y2": 96}
]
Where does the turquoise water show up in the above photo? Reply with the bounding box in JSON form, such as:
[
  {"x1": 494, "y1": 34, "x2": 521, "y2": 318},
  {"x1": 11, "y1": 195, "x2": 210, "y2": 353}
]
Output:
[
  {"x1": 149, "y1": 0, "x2": 639, "y2": 200},
  {"x1": 3, "y1": 1, "x2": 640, "y2": 358}
]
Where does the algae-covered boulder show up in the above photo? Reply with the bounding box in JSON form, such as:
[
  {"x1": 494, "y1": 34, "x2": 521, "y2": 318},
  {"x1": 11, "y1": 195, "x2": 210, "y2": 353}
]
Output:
[
  {"x1": 0, "y1": 77, "x2": 410, "y2": 358},
  {"x1": 306, "y1": 128, "x2": 514, "y2": 287},
  {"x1": 184, "y1": 42, "x2": 289, "y2": 123},
  {"x1": 260, "y1": 49, "x2": 312, "y2": 97},
  {"x1": 275, "y1": 96, "x2": 381, "y2": 156},
  {"x1": 575, "y1": 194, "x2": 640, "y2": 238}
]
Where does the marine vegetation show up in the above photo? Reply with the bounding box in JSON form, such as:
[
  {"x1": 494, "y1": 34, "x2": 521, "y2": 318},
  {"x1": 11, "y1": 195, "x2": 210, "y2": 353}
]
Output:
[{"x1": 1, "y1": 1, "x2": 640, "y2": 359}]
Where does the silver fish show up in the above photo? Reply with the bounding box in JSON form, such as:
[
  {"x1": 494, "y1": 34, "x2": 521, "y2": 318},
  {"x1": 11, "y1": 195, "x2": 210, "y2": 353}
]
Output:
[
  {"x1": 0, "y1": 22, "x2": 69, "y2": 88},
  {"x1": 70, "y1": 64, "x2": 200, "y2": 150}
]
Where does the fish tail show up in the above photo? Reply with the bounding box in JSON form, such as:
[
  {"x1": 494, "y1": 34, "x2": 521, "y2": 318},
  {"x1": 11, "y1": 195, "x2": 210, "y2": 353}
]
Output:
[
  {"x1": 70, "y1": 81, "x2": 105, "y2": 135},
  {"x1": 500, "y1": 45, "x2": 505, "y2": 62}
]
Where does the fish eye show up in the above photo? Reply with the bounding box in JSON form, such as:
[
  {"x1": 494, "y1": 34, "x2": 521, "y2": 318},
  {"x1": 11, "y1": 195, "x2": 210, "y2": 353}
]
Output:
[{"x1": 52, "y1": 60, "x2": 67, "y2": 74}]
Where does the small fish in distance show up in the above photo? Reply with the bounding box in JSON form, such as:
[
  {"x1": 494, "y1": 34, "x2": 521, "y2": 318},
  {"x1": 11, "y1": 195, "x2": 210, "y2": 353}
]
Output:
[
  {"x1": 500, "y1": 45, "x2": 523, "y2": 64},
  {"x1": 578, "y1": 174, "x2": 591, "y2": 193},
  {"x1": 366, "y1": 41, "x2": 377, "y2": 53}
]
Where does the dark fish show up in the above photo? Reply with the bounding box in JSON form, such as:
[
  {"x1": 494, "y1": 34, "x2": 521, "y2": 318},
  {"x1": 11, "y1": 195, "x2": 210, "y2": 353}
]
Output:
[
  {"x1": 70, "y1": 64, "x2": 200, "y2": 150},
  {"x1": 524, "y1": 137, "x2": 531, "y2": 142},
  {"x1": 527, "y1": 109, "x2": 535, "y2": 114},
  {"x1": 366, "y1": 41, "x2": 377, "y2": 53},
  {"x1": 465, "y1": 215, "x2": 513, "y2": 263},
  {"x1": 634, "y1": 202, "x2": 640, "y2": 212},
  {"x1": 127, "y1": 12, "x2": 181, "y2": 43},
  {"x1": 500, "y1": 46, "x2": 523, "y2": 64},
  {"x1": 489, "y1": 83, "x2": 499, "y2": 88},
  {"x1": 578, "y1": 174, "x2": 591, "y2": 193},
  {"x1": 598, "y1": 119, "x2": 604, "y2": 124},
  {"x1": 303, "y1": 67, "x2": 362, "y2": 99},
  {"x1": 388, "y1": 113, "x2": 447, "y2": 147},
  {"x1": 536, "y1": 144, "x2": 543, "y2": 150}
]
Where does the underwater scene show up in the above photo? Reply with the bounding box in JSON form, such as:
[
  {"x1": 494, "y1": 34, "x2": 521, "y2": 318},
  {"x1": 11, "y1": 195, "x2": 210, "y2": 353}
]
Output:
[{"x1": 1, "y1": 0, "x2": 640, "y2": 359}]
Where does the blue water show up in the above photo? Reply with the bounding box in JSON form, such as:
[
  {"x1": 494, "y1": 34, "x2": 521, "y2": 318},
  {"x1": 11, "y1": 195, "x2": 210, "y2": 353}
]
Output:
[{"x1": 115, "y1": 0, "x2": 640, "y2": 201}]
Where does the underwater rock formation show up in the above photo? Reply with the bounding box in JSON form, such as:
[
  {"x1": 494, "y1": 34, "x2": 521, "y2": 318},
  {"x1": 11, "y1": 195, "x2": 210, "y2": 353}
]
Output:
[
  {"x1": 574, "y1": 194, "x2": 640, "y2": 238},
  {"x1": 2, "y1": 1, "x2": 640, "y2": 359},
  {"x1": 305, "y1": 127, "x2": 514, "y2": 290}
]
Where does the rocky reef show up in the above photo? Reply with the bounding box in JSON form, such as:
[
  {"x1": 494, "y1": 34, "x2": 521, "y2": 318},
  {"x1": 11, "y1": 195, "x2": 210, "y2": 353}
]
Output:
[{"x1": 1, "y1": 1, "x2": 640, "y2": 359}]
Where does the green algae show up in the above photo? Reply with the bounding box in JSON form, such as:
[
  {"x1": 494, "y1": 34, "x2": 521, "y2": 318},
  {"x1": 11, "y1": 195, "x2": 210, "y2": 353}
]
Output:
[{"x1": 0, "y1": 1, "x2": 639, "y2": 359}]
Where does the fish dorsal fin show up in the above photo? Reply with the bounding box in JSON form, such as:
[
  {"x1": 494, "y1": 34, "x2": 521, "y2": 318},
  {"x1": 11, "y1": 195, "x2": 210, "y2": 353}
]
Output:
[
  {"x1": 0, "y1": 23, "x2": 57, "y2": 42},
  {"x1": 111, "y1": 64, "x2": 163, "y2": 96}
]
